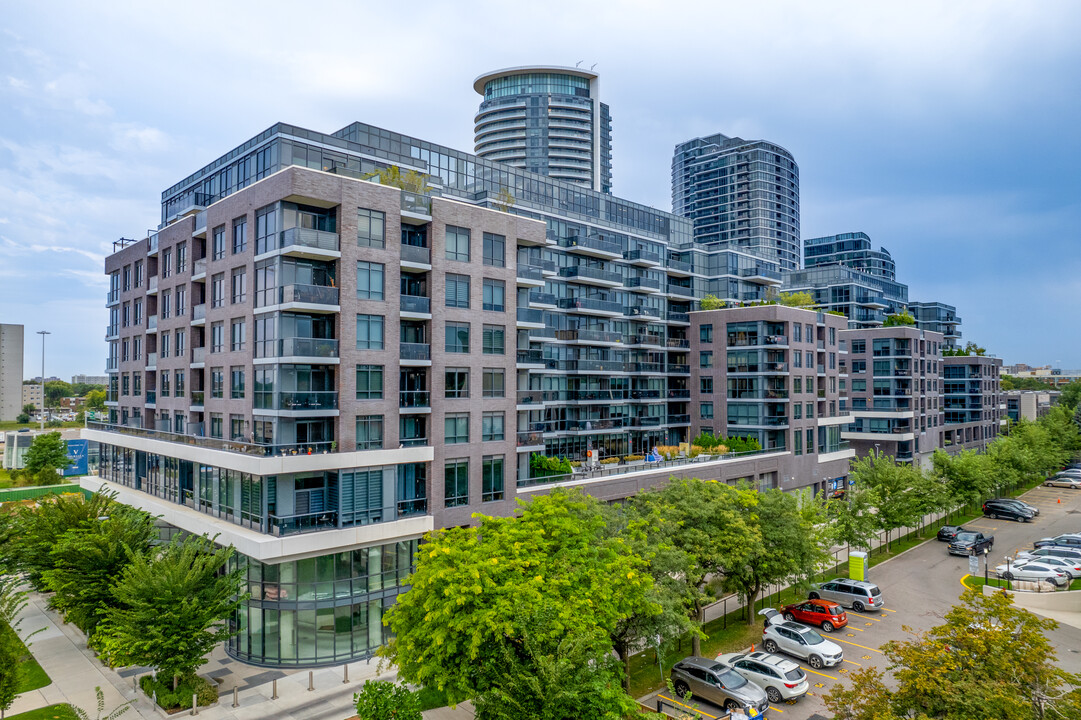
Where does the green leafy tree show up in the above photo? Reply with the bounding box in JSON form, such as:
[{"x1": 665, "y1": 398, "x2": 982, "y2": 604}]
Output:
[
  {"x1": 97, "y1": 536, "x2": 245, "y2": 690},
  {"x1": 492, "y1": 187, "x2": 516, "y2": 213},
  {"x1": 824, "y1": 588, "x2": 1081, "y2": 719},
  {"x1": 0, "y1": 575, "x2": 35, "y2": 720},
  {"x1": 363, "y1": 165, "x2": 432, "y2": 193},
  {"x1": 84, "y1": 390, "x2": 106, "y2": 411},
  {"x1": 15, "y1": 414, "x2": 28, "y2": 424},
  {"x1": 71, "y1": 687, "x2": 131, "y2": 720},
  {"x1": 777, "y1": 291, "x2": 815, "y2": 307},
  {"x1": 1002, "y1": 375, "x2": 1053, "y2": 391},
  {"x1": 699, "y1": 294, "x2": 724, "y2": 311},
  {"x1": 41, "y1": 507, "x2": 157, "y2": 635},
  {"x1": 1058, "y1": 381, "x2": 1081, "y2": 410},
  {"x1": 828, "y1": 484, "x2": 881, "y2": 553},
  {"x1": 353, "y1": 680, "x2": 422, "y2": 720},
  {"x1": 22, "y1": 431, "x2": 72, "y2": 483},
  {"x1": 21, "y1": 404, "x2": 35, "y2": 416},
  {"x1": 851, "y1": 452, "x2": 923, "y2": 550},
  {"x1": 882, "y1": 311, "x2": 916, "y2": 327},
  {"x1": 381, "y1": 489, "x2": 651, "y2": 710},
  {"x1": 633, "y1": 479, "x2": 759, "y2": 654},
  {"x1": 43, "y1": 381, "x2": 73, "y2": 408}
]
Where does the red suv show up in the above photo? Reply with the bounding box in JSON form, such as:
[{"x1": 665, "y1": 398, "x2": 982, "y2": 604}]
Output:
[{"x1": 781, "y1": 599, "x2": 848, "y2": 633}]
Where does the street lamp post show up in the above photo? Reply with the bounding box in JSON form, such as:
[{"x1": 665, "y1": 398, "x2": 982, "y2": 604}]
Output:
[
  {"x1": 1004, "y1": 556, "x2": 1012, "y2": 593},
  {"x1": 37, "y1": 330, "x2": 50, "y2": 430}
]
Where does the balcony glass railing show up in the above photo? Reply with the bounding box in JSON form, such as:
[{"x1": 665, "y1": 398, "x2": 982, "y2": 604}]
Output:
[
  {"x1": 624, "y1": 249, "x2": 662, "y2": 265},
  {"x1": 145, "y1": 391, "x2": 156, "y2": 404},
  {"x1": 560, "y1": 265, "x2": 622, "y2": 284},
  {"x1": 517, "y1": 308, "x2": 544, "y2": 324},
  {"x1": 191, "y1": 347, "x2": 205, "y2": 364},
  {"x1": 190, "y1": 391, "x2": 204, "y2": 406},
  {"x1": 105, "y1": 324, "x2": 118, "y2": 338},
  {"x1": 564, "y1": 234, "x2": 622, "y2": 255},
  {"x1": 556, "y1": 329, "x2": 622, "y2": 344},
  {"x1": 668, "y1": 364, "x2": 691, "y2": 374},
  {"x1": 279, "y1": 284, "x2": 339, "y2": 305},
  {"x1": 624, "y1": 306, "x2": 662, "y2": 318},
  {"x1": 399, "y1": 390, "x2": 431, "y2": 408},
  {"x1": 192, "y1": 304, "x2": 206, "y2": 321},
  {"x1": 529, "y1": 291, "x2": 557, "y2": 306},
  {"x1": 268, "y1": 498, "x2": 429, "y2": 536},
  {"x1": 277, "y1": 227, "x2": 340, "y2": 254},
  {"x1": 400, "y1": 295, "x2": 431, "y2": 314},
  {"x1": 400, "y1": 244, "x2": 431, "y2": 264},
  {"x1": 666, "y1": 259, "x2": 692, "y2": 273},
  {"x1": 667, "y1": 338, "x2": 690, "y2": 348},
  {"x1": 400, "y1": 436, "x2": 429, "y2": 447},
  {"x1": 400, "y1": 343, "x2": 431, "y2": 361},
  {"x1": 106, "y1": 290, "x2": 120, "y2": 306},
  {"x1": 87, "y1": 421, "x2": 341, "y2": 457},
  {"x1": 667, "y1": 414, "x2": 691, "y2": 424},
  {"x1": 667, "y1": 311, "x2": 690, "y2": 323},
  {"x1": 147, "y1": 315, "x2": 158, "y2": 331},
  {"x1": 667, "y1": 388, "x2": 691, "y2": 399},
  {"x1": 516, "y1": 265, "x2": 544, "y2": 282},
  {"x1": 667, "y1": 284, "x2": 695, "y2": 297},
  {"x1": 625, "y1": 277, "x2": 662, "y2": 291},
  {"x1": 145, "y1": 352, "x2": 157, "y2": 367},
  {"x1": 558, "y1": 297, "x2": 622, "y2": 314},
  {"x1": 517, "y1": 349, "x2": 544, "y2": 364},
  {"x1": 278, "y1": 391, "x2": 338, "y2": 411},
  {"x1": 277, "y1": 337, "x2": 339, "y2": 358},
  {"x1": 193, "y1": 258, "x2": 207, "y2": 276},
  {"x1": 401, "y1": 190, "x2": 432, "y2": 216}
]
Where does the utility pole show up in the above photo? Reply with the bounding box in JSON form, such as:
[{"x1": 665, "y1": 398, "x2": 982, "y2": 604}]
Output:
[{"x1": 37, "y1": 330, "x2": 50, "y2": 430}]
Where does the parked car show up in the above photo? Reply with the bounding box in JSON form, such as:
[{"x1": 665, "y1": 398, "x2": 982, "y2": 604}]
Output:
[
  {"x1": 949, "y1": 531, "x2": 994, "y2": 556},
  {"x1": 669, "y1": 656, "x2": 771, "y2": 716},
  {"x1": 781, "y1": 599, "x2": 847, "y2": 632},
  {"x1": 1016, "y1": 546, "x2": 1081, "y2": 563},
  {"x1": 995, "y1": 562, "x2": 1069, "y2": 587},
  {"x1": 715, "y1": 650, "x2": 809, "y2": 703},
  {"x1": 1046, "y1": 477, "x2": 1081, "y2": 489},
  {"x1": 937, "y1": 525, "x2": 968, "y2": 542},
  {"x1": 989, "y1": 497, "x2": 1040, "y2": 516},
  {"x1": 809, "y1": 578, "x2": 884, "y2": 612},
  {"x1": 762, "y1": 621, "x2": 844, "y2": 669},
  {"x1": 1055, "y1": 469, "x2": 1081, "y2": 476},
  {"x1": 1013, "y1": 556, "x2": 1081, "y2": 579},
  {"x1": 758, "y1": 608, "x2": 782, "y2": 627},
  {"x1": 982, "y1": 499, "x2": 1034, "y2": 523},
  {"x1": 1034, "y1": 534, "x2": 1081, "y2": 550}
]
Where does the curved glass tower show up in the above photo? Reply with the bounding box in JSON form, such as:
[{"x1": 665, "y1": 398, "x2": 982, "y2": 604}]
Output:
[{"x1": 474, "y1": 66, "x2": 612, "y2": 193}]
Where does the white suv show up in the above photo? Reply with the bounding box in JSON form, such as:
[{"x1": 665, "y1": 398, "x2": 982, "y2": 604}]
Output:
[
  {"x1": 715, "y1": 650, "x2": 810, "y2": 703},
  {"x1": 762, "y1": 621, "x2": 843, "y2": 669}
]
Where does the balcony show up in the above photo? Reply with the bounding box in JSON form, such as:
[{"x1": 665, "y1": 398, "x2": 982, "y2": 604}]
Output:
[
  {"x1": 667, "y1": 414, "x2": 691, "y2": 425},
  {"x1": 668, "y1": 363, "x2": 691, "y2": 374},
  {"x1": 517, "y1": 431, "x2": 545, "y2": 449},
  {"x1": 401, "y1": 190, "x2": 432, "y2": 222},
  {"x1": 560, "y1": 265, "x2": 622, "y2": 286},
  {"x1": 145, "y1": 352, "x2": 157, "y2": 369},
  {"x1": 400, "y1": 244, "x2": 431, "y2": 268},
  {"x1": 550, "y1": 359, "x2": 625, "y2": 373},
  {"x1": 190, "y1": 390, "x2": 204, "y2": 407},
  {"x1": 277, "y1": 391, "x2": 338, "y2": 411},
  {"x1": 276, "y1": 283, "x2": 339, "y2": 309},
  {"x1": 624, "y1": 249, "x2": 662, "y2": 266},
  {"x1": 728, "y1": 362, "x2": 789, "y2": 373},
  {"x1": 729, "y1": 416, "x2": 789, "y2": 427},
  {"x1": 667, "y1": 284, "x2": 695, "y2": 298},
  {"x1": 105, "y1": 324, "x2": 118, "y2": 340},
  {"x1": 147, "y1": 315, "x2": 158, "y2": 331},
  {"x1": 145, "y1": 390, "x2": 156, "y2": 405},
  {"x1": 399, "y1": 390, "x2": 431, "y2": 411},
  {"x1": 739, "y1": 267, "x2": 783, "y2": 284},
  {"x1": 189, "y1": 304, "x2": 205, "y2": 326},
  {"x1": 667, "y1": 338, "x2": 690, "y2": 349},
  {"x1": 628, "y1": 333, "x2": 664, "y2": 347},
  {"x1": 276, "y1": 337, "x2": 339, "y2": 359},
  {"x1": 624, "y1": 305, "x2": 662, "y2": 319},
  {"x1": 400, "y1": 295, "x2": 431, "y2": 316},
  {"x1": 556, "y1": 328, "x2": 623, "y2": 345},
  {"x1": 667, "y1": 388, "x2": 691, "y2": 399},
  {"x1": 667, "y1": 311, "x2": 690, "y2": 324},
  {"x1": 192, "y1": 258, "x2": 207, "y2": 279},
  {"x1": 558, "y1": 297, "x2": 623, "y2": 316},
  {"x1": 625, "y1": 277, "x2": 662, "y2": 293},
  {"x1": 666, "y1": 259, "x2": 693, "y2": 276},
  {"x1": 516, "y1": 307, "x2": 545, "y2": 328},
  {"x1": 147, "y1": 276, "x2": 158, "y2": 294},
  {"x1": 147, "y1": 233, "x2": 158, "y2": 255},
  {"x1": 86, "y1": 421, "x2": 345, "y2": 458},
  {"x1": 516, "y1": 349, "x2": 544, "y2": 365},
  {"x1": 107, "y1": 289, "x2": 120, "y2": 306},
  {"x1": 528, "y1": 291, "x2": 557, "y2": 307},
  {"x1": 191, "y1": 346, "x2": 206, "y2": 366},
  {"x1": 515, "y1": 264, "x2": 545, "y2": 286},
  {"x1": 400, "y1": 342, "x2": 431, "y2": 364},
  {"x1": 276, "y1": 227, "x2": 341, "y2": 258},
  {"x1": 563, "y1": 234, "x2": 622, "y2": 258},
  {"x1": 627, "y1": 362, "x2": 664, "y2": 373}
]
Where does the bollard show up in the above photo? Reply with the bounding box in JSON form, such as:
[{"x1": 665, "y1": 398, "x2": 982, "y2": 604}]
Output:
[
  {"x1": 152, "y1": 690, "x2": 157, "y2": 707},
  {"x1": 233, "y1": 686, "x2": 239, "y2": 708},
  {"x1": 343, "y1": 664, "x2": 349, "y2": 684},
  {"x1": 272, "y1": 679, "x2": 278, "y2": 700},
  {"x1": 308, "y1": 670, "x2": 314, "y2": 691},
  {"x1": 191, "y1": 693, "x2": 198, "y2": 716},
  {"x1": 723, "y1": 597, "x2": 727, "y2": 629}
]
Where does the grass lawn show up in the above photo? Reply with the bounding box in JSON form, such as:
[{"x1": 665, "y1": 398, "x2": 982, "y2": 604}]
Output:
[
  {"x1": 963, "y1": 576, "x2": 1011, "y2": 589},
  {"x1": 1, "y1": 621, "x2": 51, "y2": 694},
  {"x1": 4, "y1": 705, "x2": 77, "y2": 720},
  {"x1": 0, "y1": 468, "x2": 13, "y2": 488},
  {"x1": 0, "y1": 421, "x2": 81, "y2": 432}
]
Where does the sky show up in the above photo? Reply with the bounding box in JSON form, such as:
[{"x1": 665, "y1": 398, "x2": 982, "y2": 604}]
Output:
[{"x1": 1, "y1": 0, "x2": 1079, "y2": 379}]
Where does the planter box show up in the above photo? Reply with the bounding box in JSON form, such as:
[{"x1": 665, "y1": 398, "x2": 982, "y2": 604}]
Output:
[
  {"x1": 142, "y1": 675, "x2": 222, "y2": 718},
  {"x1": 623, "y1": 460, "x2": 645, "y2": 468}
]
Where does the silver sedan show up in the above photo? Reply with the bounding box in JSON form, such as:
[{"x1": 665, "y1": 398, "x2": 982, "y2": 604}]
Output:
[{"x1": 1046, "y1": 477, "x2": 1081, "y2": 489}]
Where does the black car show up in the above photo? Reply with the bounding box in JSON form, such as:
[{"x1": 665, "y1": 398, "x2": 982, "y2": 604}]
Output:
[
  {"x1": 990, "y1": 497, "x2": 1040, "y2": 517},
  {"x1": 937, "y1": 525, "x2": 967, "y2": 542},
  {"x1": 983, "y1": 499, "x2": 1034, "y2": 523},
  {"x1": 949, "y1": 531, "x2": 994, "y2": 556}
]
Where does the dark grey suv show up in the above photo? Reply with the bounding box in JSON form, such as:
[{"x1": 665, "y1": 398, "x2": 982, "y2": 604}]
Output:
[{"x1": 670, "y1": 656, "x2": 770, "y2": 716}]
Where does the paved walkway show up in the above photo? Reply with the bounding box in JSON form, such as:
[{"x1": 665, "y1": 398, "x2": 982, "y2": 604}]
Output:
[{"x1": 9, "y1": 592, "x2": 473, "y2": 720}]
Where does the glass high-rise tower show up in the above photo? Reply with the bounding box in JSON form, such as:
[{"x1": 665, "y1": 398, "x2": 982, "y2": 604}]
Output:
[
  {"x1": 672, "y1": 134, "x2": 800, "y2": 270},
  {"x1": 474, "y1": 66, "x2": 612, "y2": 193}
]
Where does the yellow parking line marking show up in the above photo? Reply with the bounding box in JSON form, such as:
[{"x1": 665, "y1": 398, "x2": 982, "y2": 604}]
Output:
[
  {"x1": 848, "y1": 611, "x2": 881, "y2": 621},
  {"x1": 880, "y1": 608, "x2": 896, "y2": 613},
  {"x1": 843, "y1": 625, "x2": 864, "y2": 632},
  {"x1": 844, "y1": 658, "x2": 862, "y2": 667},
  {"x1": 804, "y1": 667, "x2": 840, "y2": 681},
  {"x1": 831, "y1": 637, "x2": 884, "y2": 654},
  {"x1": 769, "y1": 705, "x2": 785, "y2": 713},
  {"x1": 657, "y1": 695, "x2": 721, "y2": 719}
]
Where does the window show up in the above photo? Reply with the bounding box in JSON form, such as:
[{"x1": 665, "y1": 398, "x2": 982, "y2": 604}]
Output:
[
  {"x1": 482, "y1": 369, "x2": 504, "y2": 398},
  {"x1": 700, "y1": 377, "x2": 713, "y2": 394},
  {"x1": 445, "y1": 225, "x2": 470, "y2": 262},
  {"x1": 700, "y1": 402, "x2": 714, "y2": 419},
  {"x1": 356, "y1": 365, "x2": 383, "y2": 399},
  {"x1": 175, "y1": 330, "x2": 185, "y2": 356},
  {"x1": 806, "y1": 351, "x2": 813, "y2": 367},
  {"x1": 445, "y1": 274, "x2": 470, "y2": 308},
  {"x1": 211, "y1": 368, "x2": 224, "y2": 398},
  {"x1": 794, "y1": 352, "x2": 802, "y2": 368},
  {"x1": 122, "y1": 303, "x2": 130, "y2": 327},
  {"x1": 232, "y1": 217, "x2": 247, "y2": 254},
  {"x1": 794, "y1": 429, "x2": 803, "y2": 455},
  {"x1": 793, "y1": 403, "x2": 802, "y2": 419},
  {"x1": 446, "y1": 368, "x2": 469, "y2": 398},
  {"x1": 482, "y1": 324, "x2": 505, "y2": 355},
  {"x1": 482, "y1": 279, "x2": 505, "y2": 312},
  {"x1": 211, "y1": 322, "x2": 224, "y2": 353},
  {"x1": 231, "y1": 268, "x2": 247, "y2": 303},
  {"x1": 231, "y1": 319, "x2": 246, "y2": 351},
  {"x1": 482, "y1": 456, "x2": 504, "y2": 502},
  {"x1": 793, "y1": 323, "x2": 801, "y2": 342},
  {"x1": 133, "y1": 372, "x2": 141, "y2": 396},
  {"x1": 356, "y1": 262, "x2": 385, "y2": 300},
  {"x1": 133, "y1": 336, "x2": 141, "y2": 360},
  {"x1": 445, "y1": 413, "x2": 469, "y2": 444},
  {"x1": 851, "y1": 339, "x2": 866, "y2": 354},
  {"x1": 160, "y1": 372, "x2": 170, "y2": 397},
  {"x1": 446, "y1": 322, "x2": 470, "y2": 353},
  {"x1": 210, "y1": 413, "x2": 223, "y2": 439},
  {"x1": 794, "y1": 377, "x2": 802, "y2": 394},
  {"x1": 162, "y1": 249, "x2": 172, "y2": 278},
  {"x1": 212, "y1": 227, "x2": 226, "y2": 260},
  {"x1": 806, "y1": 428, "x2": 815, "y2": 454},
  {"x1": 174, "y1": 370, "x2": 185, "y2": 397},
  {"x1": 176, "y1": 243, "x2": 187, "y2": 274},
  {"x1": 355, "y1": 416, "x2": 384, "y2": 450},
  {"x1": 829, "y1": 327, "x2": 836, "y2": 345},
  {"x1": 134, "y1": 299, "x2": 142, "y2": 325},
  {"x1": 700, "y1": 351, "x2": 713, "y2": 368},
  {"x1": 700, "y1": 324, "x2": 713, "y2": 343},
  {"x1": 482, "y1": 412, "x2": 504, "y2": 442},
  {"x1": 134, "y1": 261, "x2": 143, "y2": 287},
  {"x1": 444, "y1": 460, "x2": 469, "y2": 507},
  {"x1": 356, "y1": 314, "x2": 385, "y2": 350},
  {"x1": 161, "y1": 292, "x2": 171, "y2": 319},
  {"x1": 483, "y1": 232, "x2": 505, "y2": 267},
  {"x1": 255, "y1": 206, "x2": 278, "y2": 254},
  {"x1": 230, "y1": 415, "x2": 245, "y2": 441},
  {"x1": 231, "y1": 367, "x2": 245, "y2": 398},
  {"x1": 160, "y1": 331, "x2": 170, "y2": 358},
  {"x1": 121, "y1": 374, "x2": 129, "y2": 396},
  {"x1": 357, "y1": 208, "x2": 385, "y2": 248},
  {"x1": 175, "y1": 288, "x2": 186, "y2": 316},
  {"x1": 211, "y1": 273, "x2": 225, "y2": 307},
  {"x1": 852, "y1": 360, "x2": 867, "y2": 373}
]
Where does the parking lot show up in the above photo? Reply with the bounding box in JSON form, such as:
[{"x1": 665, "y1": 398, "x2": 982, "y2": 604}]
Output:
[{"x1": 642, "y1": 482, "x2": 1081, "y2": 719}]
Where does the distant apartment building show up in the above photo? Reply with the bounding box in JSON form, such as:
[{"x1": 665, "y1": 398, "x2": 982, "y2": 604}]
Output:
[
  {"x1": 22, "y1": 383, "x2": 42, "y2": 412},
  {"x1": 783, "y1": 264, "x2": 905, "y2": 328},
  {"x1": 689, "y1": 305, "x2": 854, "y2": 496},
  {"x1": 941, "y1": 354, "x2": 1003, "y2": 452},
  {"x1": 672, "y1": 134, "x2": 801, "y2": 270},
  {"x1": 72, "y1": 374, "x2": 109, "y2": 386},
  {"x1": 908, "y1": 302, "x2": 962, "y2": 348},
  {"x1": 0, "y1": 324, "x2": 23, "y2": 421},
  {"x1": 1005, "y1": 389, "x2": 1061, "y2": 423},
  {"x1": 840, "y1": 326, "x2": 944, "y2": 467}
]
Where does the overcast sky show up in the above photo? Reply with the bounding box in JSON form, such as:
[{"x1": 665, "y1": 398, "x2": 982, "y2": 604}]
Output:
[{"x1": 1, "y1": 0, "x2": 1079, "y2": 379}]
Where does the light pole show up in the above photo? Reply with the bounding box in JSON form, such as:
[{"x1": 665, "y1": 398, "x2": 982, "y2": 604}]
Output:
[{"x1": 37, "y1": 330, "x2": 50, "y2": 430}]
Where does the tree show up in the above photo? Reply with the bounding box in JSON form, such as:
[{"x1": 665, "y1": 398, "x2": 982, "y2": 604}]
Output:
[
  {"x1": 97, "y1": 536, "x2": 245, "y2": 690},
  {"x1": 883, "y1": 311, "x2": 916, "y2": 327},
  {"x1": 40, "y1": 507, "x2": 157, "y2": 635},
  {"x1": 1058, "y1": 381, "x2": 1081, "y2": 410},
  {"x1": 828, "y1": 483, "x2": 881, "y2": 554},
  {"x1": 493, "y1": 187, "x2": 516, "y2": 213},
  {"x1": 15, "y1": 414, "x2": 28, "y2": 424},
  {"x1": 699, "y1": 293, "x2": 724, "y2": 311},
  {"x1": 21, "y1": 404, "x2": 35, "y2": 416},
  {"x1": 84, "y1": 390, "x2": 106, "y2": 411},
  {"x1": 381, "y1": 490, "x2": 650, "y2": 710},
  {"x1": 851, "y1": 452, "x2": 923, "y2": 550},
  {"x1": 22, "y1": 431, "x2": 72, "y2": 483},
  {"x1": 0, "y1": 574, "x2": 34, "y2": 720},
  {"x1": 363, "y1": 165, "x2": 432, "y2": 193},
  {"x1": 632, "y1": 479, "x2": 759, "y2": 655},
  {"x1": 1002, "y1": 375, "x2": 1053, "y2": 391},
  {"x1": 353, "y1": 680, "x2": 422, "y2": 720},
  {"x1": 777, "y1": 291, "x2": 815, "y2": 307},
  {"x1": 43, "y1": 381, "x2": 73, "y2": 408},
  {"x1": 824, "y1": 588, "x2": 1081, "y2": 719}
]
